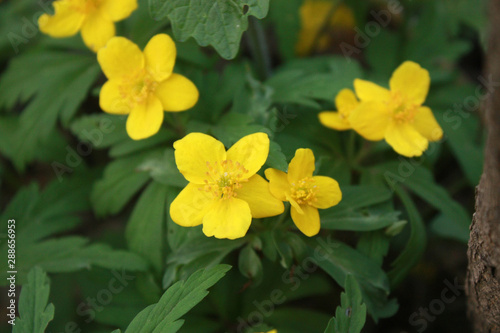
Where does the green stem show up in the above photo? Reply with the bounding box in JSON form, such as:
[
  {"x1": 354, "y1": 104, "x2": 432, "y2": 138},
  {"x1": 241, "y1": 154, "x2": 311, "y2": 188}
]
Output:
[
  {"x1": 346, "y1": 130, "x2": 357, "y2": 164},
  {"x1": 247, "y1": 16, "x2": 272, "y2": 80}
]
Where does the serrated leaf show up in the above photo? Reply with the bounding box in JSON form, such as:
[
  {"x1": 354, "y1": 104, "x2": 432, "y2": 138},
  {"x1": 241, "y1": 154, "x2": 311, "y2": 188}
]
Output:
[
  {"x1": 136, "y1": 149, "x2": 188, "y2": 188},
  {"x1": 325, "y1": 275, "x2": 366, "y2": 333},
  {"x1": 13, "y1": 267, "x2": 54, "y2": 333},
  {"x1": 125, "y1": 265, "x2": 231, "y2": 333},
  {"x1": 149, "y1": 0, "x2": 270, "y2": 59}
]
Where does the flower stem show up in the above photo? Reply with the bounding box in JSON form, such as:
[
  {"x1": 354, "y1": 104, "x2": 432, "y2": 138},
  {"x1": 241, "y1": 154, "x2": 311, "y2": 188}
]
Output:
[{"x1": 247, "y1": 16, "x2": 272, "y2": 80}]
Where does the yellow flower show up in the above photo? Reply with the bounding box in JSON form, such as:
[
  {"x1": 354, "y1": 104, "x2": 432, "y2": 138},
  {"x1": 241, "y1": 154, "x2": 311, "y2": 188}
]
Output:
[
  {"x1": 97, "y1": 34, "x2": 199, "y2": 140},
  {"x1": 318, "y1": 88, "x2": 359, "y2": 131},
  {"x1": 170, "y1": 133, "x2": 284, "y2": 240},
  {"x1": 265, "y1": 149, "x2": 342, "y2": 237},
  {"x1": 257, "y1": 330, "x2": 277, "y2": 333},
  {"x1": 349, "y1": 61, "x2": 443, "y2": 157},
  {"x1": 38, "y1": 0, "x2": 137, "y2": 52},
  {"x1": 296, "y1": 0, "x2": 355, "y2": 56}
]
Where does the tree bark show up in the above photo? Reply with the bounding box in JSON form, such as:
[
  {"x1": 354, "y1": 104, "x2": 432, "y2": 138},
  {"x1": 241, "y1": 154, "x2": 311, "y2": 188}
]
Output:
[{"x1": 466, "y1": 1, "x2": 500, "y2": 332}]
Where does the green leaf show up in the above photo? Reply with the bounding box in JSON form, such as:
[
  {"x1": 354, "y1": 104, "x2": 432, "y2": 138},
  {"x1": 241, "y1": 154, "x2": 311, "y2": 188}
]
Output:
[
  {"x1": 323, "y1": 185, "x2": 394, "y2": 217},
  {"x1": 357, "y1": 231, "x2": 391, "y2": 266},
  {"x1": 125, "y1": 265, "x2": 231, "y2": 333},
  {"x1": 211, "y1": 112, "x2": 268, "y2": 147},
  {"x1": 321, "y1": 211, "x2": 401, "y2": 231},
  {"x1": 149, "y1": 0, "x2": 270, "y2": 59},
  {"x1": 238, "y1": 244, "x2": 263, "y2": 285},
  {"x1": 13, "y1": 267, "x2": 54, "y2": 333},
  {"x1": 430, "y1": 213, "x2": 469, "y2": 243},
  {"x1": 267, "y1": 57, "x2": 362, "y2": 108},
  {"x1": 0, "y1": 50, "x2": 100, "y2": 171},
  {"x1": 388, "y1": 186, "x2": 427, "y2": 288},
  {"x1": 137, "y1": 149, "x2": 188, "y2": 188},
  {"x1": 126, "y1": 182, "x2": 170, "y2": 273},
  {"x1": 325, "y1": 275, "x2": 366, "y2": 333},
  {"x1": 307, "y1": 239, "x2": 397, "y2": 320},
  {"x1": 265, "y1": 141, "x2": 288, "y2": 171}
]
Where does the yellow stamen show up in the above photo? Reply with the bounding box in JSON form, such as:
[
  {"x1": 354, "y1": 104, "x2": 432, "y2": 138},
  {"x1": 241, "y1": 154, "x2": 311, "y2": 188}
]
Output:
[
  {"x1": 119, "y1": 69, "x2": 159, "y2": 107},
  {"x1": 290, "y1": 177, "x2": 318, "y2": 205},
  {"x1": 200, "y1": 160, "x2": 249, "y2": 200}
]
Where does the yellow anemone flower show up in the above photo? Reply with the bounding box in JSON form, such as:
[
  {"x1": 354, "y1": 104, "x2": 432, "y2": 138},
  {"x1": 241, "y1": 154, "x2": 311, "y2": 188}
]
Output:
[
  {"x1": 349, "y1": 61, "x2": 443, "y2": 157},
  {"x1": 97, "y1": 34, "x2": 199, "y2": 140},
  {"x1": 296, "y1": 0, "x2": 355, "y2": 56},
  {"x1": 265, "y1": 149, "x2": 342, "y2": 237},
  {"x1": 38, "y1": 0, "x2": 137, "y2": 52},
  {"x1": 170, "y1": 133, "x2": 285, "y2": 240},
  {"x1": 318, "y1": 88, "x2": 359, "y2": 131}
]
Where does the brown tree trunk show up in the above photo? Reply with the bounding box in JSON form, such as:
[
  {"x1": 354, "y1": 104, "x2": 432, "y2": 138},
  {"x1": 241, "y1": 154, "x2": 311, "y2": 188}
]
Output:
[{"x1": 466, "y1": 1, "x2": 500, "y2": 332}]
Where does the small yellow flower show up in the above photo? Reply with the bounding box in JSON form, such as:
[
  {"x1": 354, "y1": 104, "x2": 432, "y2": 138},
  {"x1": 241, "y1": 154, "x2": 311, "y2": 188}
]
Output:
[
  {"x1": 257, "y1": 330, "x2": 277, "y2": 333},
  {"x1": 38, "y1": 0, "x2": 137, "y2": 52},
  {"x1": 170, "y1": 133, "x2": 284, "y2": 240},
  {"x1": 265, "y1": 149, "x2": 342, "y2": 237},
  {"x1": 349, "y1": 61, "x2": 443, "y2": 157},
  {"x1": 296, "y1": 0, "x2": 355, "y2": 56},
  {"x1": 97, "y1": 34, "x2": 199, "y2": 140},
  {"x1": 318, "y1": 88, "x2": 359, "y2": 131}
]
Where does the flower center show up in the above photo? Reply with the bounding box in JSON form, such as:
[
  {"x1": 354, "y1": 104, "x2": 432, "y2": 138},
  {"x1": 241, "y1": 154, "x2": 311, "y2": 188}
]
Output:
[
  {"x1": 388, "y1": 92, "x2": 418, "y2": 123},
  {"x1": 200, "y1": 160, "x2": 249, "y2": 200},
  {"x1": 119, "y1": 70, "x2": 159, "y2": 107},
  {"x1": 290, "y1": 177, "x2": 318, "y2": 205}
]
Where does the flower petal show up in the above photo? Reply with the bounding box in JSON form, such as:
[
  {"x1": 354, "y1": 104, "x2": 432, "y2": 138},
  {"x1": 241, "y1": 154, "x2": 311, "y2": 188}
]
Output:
[
  {"x1": 155, "y1": 74, "x2": 199, "y2": 112},
  {"x1": 236, "y1": 174, "x2": 284, "y2": 218},
  {"x1": 99, "y1": 0, "x2": 137, "y2": 21},
  {"x1": 144, "y1": 34, "x2": 176, "y2": 82},
  {"x1": 170, "y1": 183, "x2": 212, "y2": 227},
  {"x1": 412, "y1": 106, "x2": 443, "y2": 142},
  {"x1": 349, "y1": 101, "x2": 391, "y2": 141},
  {"x1": 81, "y1": 12, "x2": 115, "y2": 52},
  {"x1": 312, "y1": 176, "x2": 342, "y2": 209},
  {"x1": 390, "y1": 61, "x2": 430, "y2": 105},
  {"x1": 335, "y1": 88, "x2": 359, "y2": 114},
  {"x1": 385, "y1": 122, "x2": 429, "y2": 157},
  {"x1": 38, "y1": 1, "x2": 85, "y2": 37},
  {"x1": 97, "y1": 37, "x2": 144, "y2": 80},
  {"x1": 202, "y1": 198, "x2": 252, "y2": 239},
  {"x1": 99, "y1": 79, "x2": 131, "y2": 114},
  {"x1": 318, "y1": 112, "x2": 350, "y2": 130},
  {"x1": 226, "y1": 133, "x2": 269, "y2": 177},
  {"x1": 173, "y1": 133, "x2": 227, "y2": 184},
  {"x1": 126, "y1": 95, "x2": 164, "y2": 140},
  {"x1": 265, "y1": 168, "x2": 290, "y2": 201},
  {"x1": 354, "y1": 79, "x2": 391, "y2": 102},
  {"x1": 288, "y1": 148, "x2": 315, "y2": 183},
  {"x1": 291, "y1": 205, "x2": 320, "y2": 237}
]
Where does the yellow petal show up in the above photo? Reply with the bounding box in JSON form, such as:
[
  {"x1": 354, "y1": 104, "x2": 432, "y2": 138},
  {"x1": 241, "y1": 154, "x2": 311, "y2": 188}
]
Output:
[
  {"x1": 318, "y1": 112, "x2": 351, "y2": 130},
  {"x1": 173, "y1": 133, "x2": 227, "y2": 184},
  {"x1": 38, "y1": 1, "x2": 85, "y2": 37},
  {"x1": 155, "y1": 74, "x2": 199, "y2": 112},
  {"x1": 99, "y1": 79, "x2": 131, "y2": 114},
  {"x1": 288, "y1": 148, "x2": 315, "y2": 183},
  {"x1": 144, "y1": 34, "x2": 176, "y2": 82},
  {"x1": 390, "y1": 61, "x2": 430, "y2": 105},
  {"x1": 81, "y1": 12, "x2": 115, "y2": 52},
  {"x1": 312, "y1": 176, "x2": 342, "y2": 209},
  {"x1": 349, "y1": 101, "x2": 391, "y2": 141},
  {"x1": 126, "y1": 95, "x2": 164, "y2": 140},
  {"x1": 169, "y1": 183, "x2": 212, "y2": 227},
  {"x1": 236, "y1": 174, "x2": 284, "y2": 218},
  {"x1": 412, "y1": 106, "x2": 443, "y2": 142},
  {"x1": 385, "y1": 122, "x2": 429, "y2": 157},
  {"x1": 226, "y1": 133, "x2": 269, "y2": 177},
  {"x1": 202, "y1": 198, "x2": 252, "y2": 239},
  {"x1": 265, "y1": 168, "x2": 290, "y2": 201},
  {"x1": 287, "y1": 194, "x2": 304, "y2": 214},
  {"x1": 97, "y1": 37, "x2": 144, "y2": 80},
  {"x1": 354, "y1": 79, "x2": 391, "y2": 102},
  {"x1": 99, "y1": 0, "x2": 137, "y2": 21},
  {"x1": 335, "y1": 88, "x2": 359, "y2": 114},
  {"x1": 291, "y1": 205, "x2": 320, "y2": 237}
]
